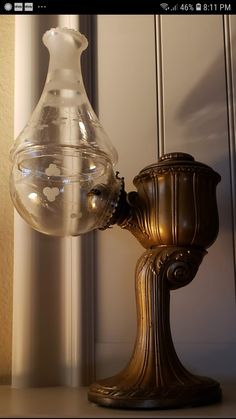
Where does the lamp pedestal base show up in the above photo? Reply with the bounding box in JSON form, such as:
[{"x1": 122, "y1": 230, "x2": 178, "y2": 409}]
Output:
[
  {"x1": 88, "y1": 378, "x2": 221, "y2": 409},
  {"x1": 88, "y1": 246, "x2": 222, "y2": 409}
]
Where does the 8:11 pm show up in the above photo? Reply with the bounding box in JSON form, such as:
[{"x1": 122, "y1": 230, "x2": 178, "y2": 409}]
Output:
[{"x1": 203, "y1": 3, "x2": 231, "y2": 11}]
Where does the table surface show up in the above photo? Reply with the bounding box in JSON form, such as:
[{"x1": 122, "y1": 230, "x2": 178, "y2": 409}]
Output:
[{"x1": 0, "y1": 382, "x2": 235, "y2": 418}]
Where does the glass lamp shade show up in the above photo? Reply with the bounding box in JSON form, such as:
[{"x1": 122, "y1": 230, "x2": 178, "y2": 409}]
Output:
[{"x1": 10, "y1": 28, "x2": 121, "y2": 236}]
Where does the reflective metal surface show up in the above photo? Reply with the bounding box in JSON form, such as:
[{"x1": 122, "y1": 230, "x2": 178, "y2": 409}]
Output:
[{"x1": 88, "y1": 152, "x2": 222, "y2": 409}]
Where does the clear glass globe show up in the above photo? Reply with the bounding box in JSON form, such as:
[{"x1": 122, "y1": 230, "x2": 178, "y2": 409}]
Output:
[{"x1": 10, "y1": 28, "x2": 121, "y2": 236}]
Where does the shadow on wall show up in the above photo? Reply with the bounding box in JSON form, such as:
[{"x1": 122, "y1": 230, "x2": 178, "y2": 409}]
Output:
[
  {"x1": 169, "y1": 23, "x2": 236, "y2": 370},
  {"x1": 176, "y1": 34, "x2": 235, "y2": 235},
  {"x1": 176, "y1": 45, "x2": 229, "y2": 147}
]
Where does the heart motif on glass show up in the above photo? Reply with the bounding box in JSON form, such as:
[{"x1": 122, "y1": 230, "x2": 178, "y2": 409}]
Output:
[{"x1": 43, "y1": 187, "x2": 60, "y2": 202}]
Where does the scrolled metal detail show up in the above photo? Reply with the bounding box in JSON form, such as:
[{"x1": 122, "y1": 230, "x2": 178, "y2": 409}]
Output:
[
  {"x1": 155, "y1": 248, "x2": 206, "y2": 290},
  {"x1": 167, "y1": 261, "x2": 191, "y2": 284}
]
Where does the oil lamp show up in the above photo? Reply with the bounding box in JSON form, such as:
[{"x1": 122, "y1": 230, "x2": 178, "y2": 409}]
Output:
[{"x1": 10, "y1": 28, "x2": 222, "y2": 409}]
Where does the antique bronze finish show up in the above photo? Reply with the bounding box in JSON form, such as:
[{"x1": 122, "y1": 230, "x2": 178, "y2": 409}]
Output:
[{"x1": 88, "y1": 152, "x2": 222, "y2": 409}]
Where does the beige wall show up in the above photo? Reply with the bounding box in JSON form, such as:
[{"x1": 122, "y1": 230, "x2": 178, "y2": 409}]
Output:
[
  {"x1": 95, "y1": 15, "x2": 236, "y2": 382},
  {"x1": 0, "y1": 16, "x2": 14, "y2": 384}
]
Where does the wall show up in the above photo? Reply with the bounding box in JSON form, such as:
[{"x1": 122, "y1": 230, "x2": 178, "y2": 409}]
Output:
[
  {"x1": 95, "y1": 14, "x2": 236, "y2": 382},
  {"x1": 95, "y1": 15, "x2": 158, "y2": 378},
  {"x1": 0, "y1": 16, "x2": 14, "y2": 384},
  {"x1": 2, "y1": 13, "x2": 236, "y2": 390}
]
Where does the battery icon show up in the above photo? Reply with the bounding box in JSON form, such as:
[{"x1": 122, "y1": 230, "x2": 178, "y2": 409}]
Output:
[{"x1": 196, "y1": 3, "x2": 201, "y2": 10}]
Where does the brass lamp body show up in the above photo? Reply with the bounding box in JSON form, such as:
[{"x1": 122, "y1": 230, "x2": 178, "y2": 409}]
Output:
[{"x1": 88, "y1": 152, "x2": 222, "y2": 409}]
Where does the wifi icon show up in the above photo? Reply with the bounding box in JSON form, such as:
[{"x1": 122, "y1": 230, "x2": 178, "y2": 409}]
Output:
[{"x1": 160, "y1": 3, "x2": 169, "y2": 10}]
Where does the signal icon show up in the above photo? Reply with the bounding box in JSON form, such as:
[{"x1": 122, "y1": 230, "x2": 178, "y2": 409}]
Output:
[
  {"x1": 160, "y1": 3, "x2": 169, "y2": 10},
  {"x1": 171, "y1": 4, "x2": 178, "y2": 11}
]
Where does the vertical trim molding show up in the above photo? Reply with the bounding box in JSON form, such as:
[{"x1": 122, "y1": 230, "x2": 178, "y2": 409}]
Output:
[
  {"x1": 78, "y1": 15, "x2": 96, "y2": 386},
  {"x1": 223, "y1": 15, "x2": 236, "y2": 294},
  {"x1": 0, "y1": 15, "x2": 14, "y2": 384},
  {"x1": 155, "y1": 15, "x2": 165, "y2": 158},
  {"x1": 12, "y1": 15, "x2": 95, "y2": 388}
]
